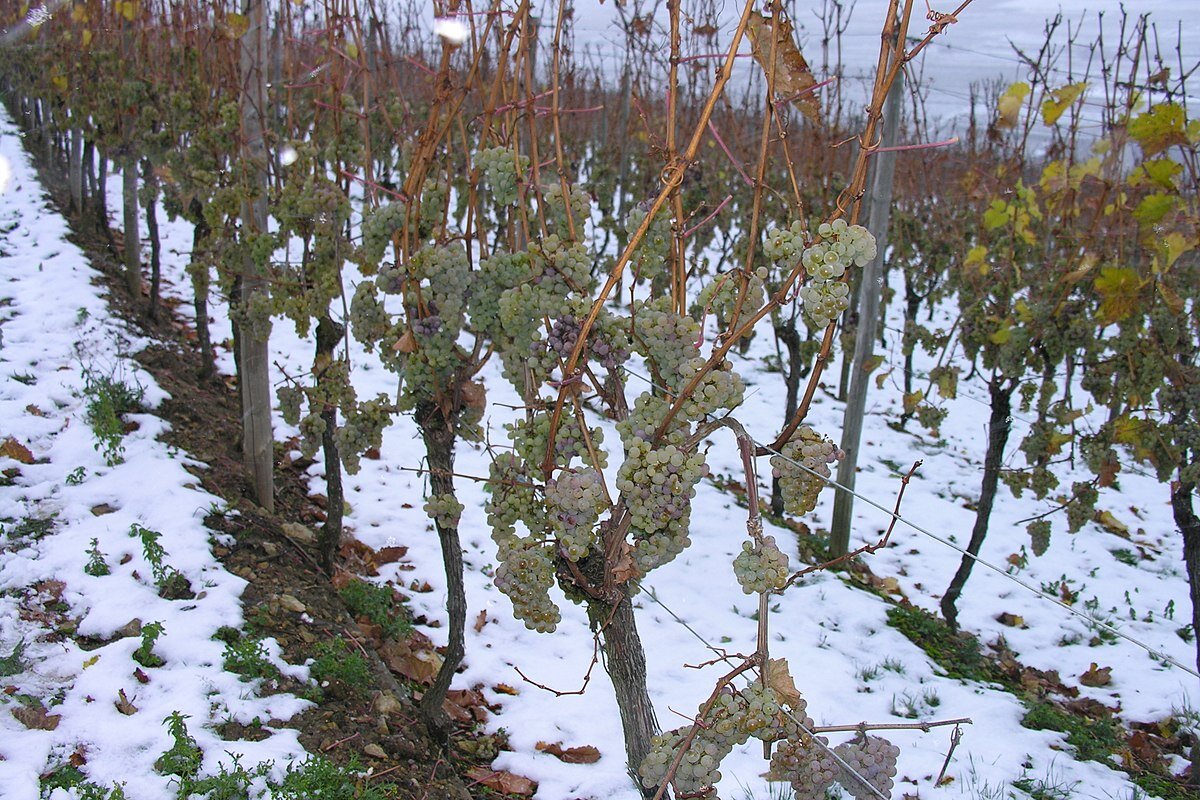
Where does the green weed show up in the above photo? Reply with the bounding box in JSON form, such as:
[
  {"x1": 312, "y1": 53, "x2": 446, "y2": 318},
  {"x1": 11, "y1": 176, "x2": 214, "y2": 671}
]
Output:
[
  {"x1": 81, "y1": 365, "x2": 144, "y2": 465},
  {"x1": 309, "y1": 637, "x2": 371, "y2": 698},
  {"x1": 222, "y1": 636, "x2": 280, "y2": 683},
  {"x1": 1020, "y1": 700, "x2": 1121, "y2": 763},
  {"x1": 338, "y1": 579, "x2": 412, "y2": 640},
  {"x1": 84, "y1": 538, "x2": 111, "y2": 576},
  {"x1": 886, "y1": 605, "x2": 996, "y2": 682},
  {"x1": 133, "y1": 621, "x2": 165, "y2": 668}
]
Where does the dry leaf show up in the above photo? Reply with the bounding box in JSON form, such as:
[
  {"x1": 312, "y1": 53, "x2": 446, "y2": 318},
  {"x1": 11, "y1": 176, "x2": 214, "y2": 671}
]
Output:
[
  {"x1": 493, "y1": 683, "x2": 519, "y2": 696},
  {"x1": 0, "y1": 437, "x2": 35, "y2": 464},
  {"x1": 610, "y1": 540, "x2": 639, "y2": 585},
  {"x1": 1080, "y1": 663, "x2": 1112, "y2": 687},
  {"x1": 1095, "y1": 510, "x2": 1129, "y2": 536},
  {"x1": 766, "y1": 659, "x2": 802, "y2": 707},
  {"x1": 474, "y1": 610, "x2": 488, "y2": 633},
  {"x1": 133, "y1": 668, "x2": 150, "y2": 684},
  {"x1": 997, "y1": 612, "x2": 1025, "y2": 628},
  {"x1": 466, "y1": 767, "x2": 537, "y2": 796},
  {"x1": 13, "y1": 703, "x2": 61, "y2": 730},
  {"x1": 376, "y1": 546, "x2": 409, "y2": 564},
  {"x1": 746, "y1": 11, "x2": 821, "y2": 123},
  {"x1": 393, "y1": 329, "x2": 417, "y2": 353},
  {"x1": 379, "y1": 639, "x2": 442, "y2": 685},
  {"x1": 536, "y1": 741, "x2": 602, "y2": 764},
  {"x1": 462, "y1": 381, "x2": 486, "y2": 411},
  {"x1": 114, "y1": 689, "x2": 138, "y2": 716}
]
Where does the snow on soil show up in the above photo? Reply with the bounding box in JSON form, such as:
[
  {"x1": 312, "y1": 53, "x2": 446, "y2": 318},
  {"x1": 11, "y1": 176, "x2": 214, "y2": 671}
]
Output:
[{"x1": 0, "y1": 76, "x2": 1194, "y2": 800}]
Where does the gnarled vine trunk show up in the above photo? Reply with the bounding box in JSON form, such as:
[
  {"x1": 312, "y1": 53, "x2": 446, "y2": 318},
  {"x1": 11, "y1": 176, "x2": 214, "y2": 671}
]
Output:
[
  {"x1": 417, "y1": 417, "x2": 466, "y2": 743},
  {"x1": 940, "y1": 377, "x2": 1015, "y2": 629},
  {"x1": 1170, "y1": 472, "x2": 1200, "y2": 788}
]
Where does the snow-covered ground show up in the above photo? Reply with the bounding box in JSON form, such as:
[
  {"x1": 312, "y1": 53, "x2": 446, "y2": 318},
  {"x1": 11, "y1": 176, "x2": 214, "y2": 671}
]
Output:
[
  {"x1": 0, "y1": 110, "x2": 309, "y2": 800},
  {"x1": 1, "y1": 36, "x2": 1196, "y2": 796}
]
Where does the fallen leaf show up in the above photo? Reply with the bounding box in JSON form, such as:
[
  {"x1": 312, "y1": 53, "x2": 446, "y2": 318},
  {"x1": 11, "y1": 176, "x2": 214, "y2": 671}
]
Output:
[
  {"x1": 1080, "y1": 663, "x2": 1112, "y2": 687},
  {"x1": 90, "y1": 503, "x2": 117, "y2": 516},
  {"x1": 997, "y1": 612, "x2": 1025, "y2": 627},
  {"x1": 375, "y1": 546, "x2": 408, "y2": 564},
  {"x1": 114, "y1": 689, "x2": 138, "y2": 716},
  {"x1": 536, "y1": 741, "x2": 602, "y2": 764},
  {"x1": 746, "y1": 11, "x2": 821, "y2": 122},
  {"x1": 474, "y1": 610, "x2": 488, "y2": 633},
  {"x1": 13, "y1": 703, "x2": 60, "y2": 730},
  {"x1": 1095, "y1": 510, "x2": 1129, "y2": 536},
  {"x1": 1, "y1": 437, "x2": 35, "y2": 464},
  {"x1": 466, "y1": 767, "x2": 537, "y2": 796},
  {"x1": 493, "y1": 683, "x2": 519, "y2": 696},
  {"x1": 133, "y1": 668, "x2": 150, "y2": 684},
  {"x1": 379, "y1": 639, "x2": 442, "y2": 685},
  {"x1": 25, "y1": 405, "x2": 46, "y2": 417},
  {"x1": 409, "y1": 580, "x2": 433, "y2": 593}
]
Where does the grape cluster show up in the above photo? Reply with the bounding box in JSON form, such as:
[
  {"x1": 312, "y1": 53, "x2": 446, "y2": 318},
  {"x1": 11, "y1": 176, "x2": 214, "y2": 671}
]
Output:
[
  {"x1": 764, "y1": 220, "x2": 807, "y2": 271},
  {"x1": 692, "y1": 268, "x2": 768, "y2": 324},
  {"x1": 732, "y1": 535, "x2": 790, "y2": 595},
  {"x1": 617, "y1": 393, "x2": 689, "y2": 449},
  {"x1": 278, "y1": 383, "x2": 305, "y2": 427},
  {"x1": 640, "y1": 684, "x2": 787, "y2": 795},
  {"x1": 469, "y1": 251, "x2": 535, "y2": 341},
  {"x1": 626, "y1": 202, "x2": 672, "y2": 283},
  {"x1": 485, "y1": 453, "x2": 545, "y2": 540},
  {"x1": 509, "y1": 411, "x2": 606, "y2": 472},
  {"x1": 545, "y1": 467, "x2": 605, "y2": 561},
  {"x1": 493, "y1": 539, "x2": 561, "y2": 632},
  {"x1": 543, "y1": 181, "x2": 592, "y2": 241},
  {"x1": 770, "y1": 426, "x2": 842, "y2": 516},
  {"x1": 423, "y1": 492, "x2": 464, "y2": 530},
  {"x1": 298, "y1": 411, "x2": 327, "y2": 459},
  {"x1": 771, "y1": 737, "x2": 838, "y2": 800},
  {"x1": 617, "y1": 437, "x2": 706, "y2": 572},
  {"x1": 349, "y1": 280, "x2": 392, "y2": 352},
  {"x1": 476, "y1": 145, "x2": 529, "y2": 207},
  {"x1": 334, "y1": 395, "x2": 392, "y2": 474},
  {"x1": 833, "y1": 735, "x2": 900, "y2": 800},
  {"x1": 798, "y1": 219, "x2": 876, "y2": 328},
  {"x1": 676, "y1": 357, "x2": 745, "y2": 419},
  {"x1": 630, "y1": 297, "x2": 702, "y2": 392},
  {"x1": 360, "y1": 202, "x2": 405, "y2": 265}
]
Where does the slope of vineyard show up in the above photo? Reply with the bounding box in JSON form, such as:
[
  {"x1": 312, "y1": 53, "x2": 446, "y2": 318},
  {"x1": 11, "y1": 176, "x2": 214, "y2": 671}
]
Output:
[{"x1": 74, "y1": 122, "x2": 1190, "y2": 800}]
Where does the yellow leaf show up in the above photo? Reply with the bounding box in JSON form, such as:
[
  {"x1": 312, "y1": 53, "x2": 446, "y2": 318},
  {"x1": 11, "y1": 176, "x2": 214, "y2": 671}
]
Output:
[
  {"x1": 746, "y1": 11, "x2": 821, "y2": 123},
  {"x1": 72, "y1": 4, "x2": 89, "y2": 22},
  {"x1": 1157, "y1": 280, "x2": 1185, "y2": 314},
  {"x1": 965, "y1": 244, "x2": 988, "y2": 274},
  {"x1": 119, "y1": 1, "x2": 138, "y2": 22},
  {"x1": 996, "y1": 82, "x2": 1030, "y2": 129},
  {"x1": 82, "y1": 29, "x2": 93, "y2": 47},
  {"x1": 1041, "y1": 82, "x2": 1088, "y2": 126},
  {"x1": 766, "y1": 659, "x2": 803, "y2": 707},
  {"x1": 1014, "y1": 298, "x2": 1032, "y2": 324},
  {"x1": 83, "y1": 655, "x2": 100, "y2": 669},
  {"x1": 226, "y1": 12, "x2": 249, "y2": 39},
  {"x1": 1163, "y1": 232, "x2": 1193, "y2": 269},
  {"x1": 52, "y1": 73, "x2": 68, "y2": 93},
  {"x1": 1061, "y1": 254, "x2": 1096, "y2": 286},
  {"x1": 1095, "y1": 510, "x2": 1128, "y2": 536},
  {"x1": 988, "y1": 319, "x2": 1013, "y2": 345},
  {"x1": 345, "y1": 40, "x2": 359, "y2": 59},
  {"x1": 1093, "y1": 266, "x2": 1143, "y2": 325},
  {"x1": 902, "y1": 390, "x2": 924, "y2": 415}
]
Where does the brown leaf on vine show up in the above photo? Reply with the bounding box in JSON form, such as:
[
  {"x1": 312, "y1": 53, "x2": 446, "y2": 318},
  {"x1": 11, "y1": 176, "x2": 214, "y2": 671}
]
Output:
[
  {"x1": 766, "y1": 658, "x2": 802, "y2": 707},
  {"x1": 1093, "y1": 267, "x2": 1143, "y2": 325},
  {"x1": 746, "y1": 11, "x2": 821, "y2": 123},
  {"x1": 394, "y1": 329, "x2": 417, "y2": 353},
  {"x1": 610, "y1": 540, "x2": 639, "y2": 585}
]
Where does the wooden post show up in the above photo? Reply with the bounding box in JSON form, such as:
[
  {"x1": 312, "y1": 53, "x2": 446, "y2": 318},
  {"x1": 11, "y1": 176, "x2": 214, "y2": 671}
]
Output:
[
  {"x1": 829, "y1": 61, "x2": 904, "y2": 556},
  {"x1": 238, "y1": 0, "x2": 275, "y2": 512}
]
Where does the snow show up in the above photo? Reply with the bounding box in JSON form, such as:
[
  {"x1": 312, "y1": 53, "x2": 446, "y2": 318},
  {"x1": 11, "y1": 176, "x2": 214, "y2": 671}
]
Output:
[{"x1": 0, "y1": 6, "x2": 1197, "y2": 797}]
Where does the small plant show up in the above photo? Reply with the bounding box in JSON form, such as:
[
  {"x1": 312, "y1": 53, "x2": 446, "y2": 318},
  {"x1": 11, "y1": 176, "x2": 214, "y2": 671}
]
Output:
[
  {"x1": 155, "y1": 711, "x2": 202, "y2": 785},
  {"x1": 880, "y1": 657, "x2": 906, "y2": 674},
  {"x1": 133, "y1": 621, "x2": 165, "y2": 668},
  {"x1": 338, "y1": 579, "x2": 412, "y2": 640},
  {"x1": 9, "y1": 514, "x2": 57, "y2": 541},
  {"x1": 130, "y1": 524, "x2": 192, "y2": 598},
  {"x1": 890, "y1": 688, "x2": 940, "y2": 719},
  {"x1": 1021, "y1": 700, "x2": 1121, "y2": 763},
  {"x1": 269, "y1": 755, "x2": 389, "y2": 800},
  {"x1": 1110, "y1": 548, "x2": 1139, "y2": 566},
  {"x1": 223, "y1": 636, "x2": 280, "y2": 683},
  {"x1": 0, "y1": 638, "x2": 27, "y2": 677},
  {"x1": 1012, "y1": 764, "x2": 1079, "y2": 800},
  {"x1": 84, "y1": 538, "x2": 111, "y2": 577},
  {"x1": 81, "y1": 364, "x2": 144, "y2": 465},
  {"x1": 886, "y1": 605, "x2": 995, "y2": 682},
  {"x1": 186, "y1": 754, "x2": 272, "y2": 800},
  {"x1": 66, "y1": 466, "x2": 88, "y2": 486},
  {"x1": 12, "y1": 371, "x2": 37, "y2": 386},
  {"x1": 856, "y1": 663, "x2": 881, "y2": 682},
  {"x1": 309, "y1": 637, "x2": 371, "y2": 697},
  {"x1": 39, "y1": 763, "x2": 126, "y2": 800}
]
